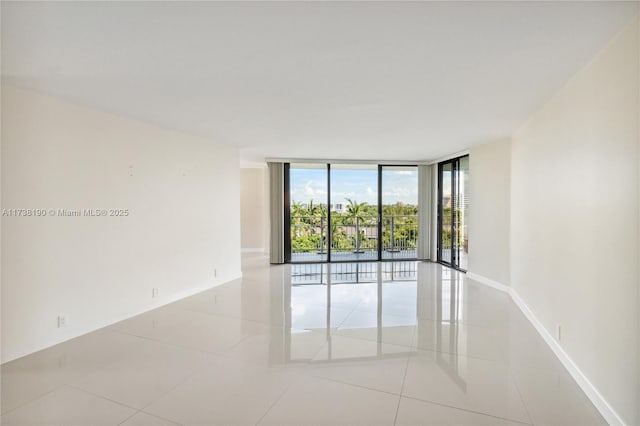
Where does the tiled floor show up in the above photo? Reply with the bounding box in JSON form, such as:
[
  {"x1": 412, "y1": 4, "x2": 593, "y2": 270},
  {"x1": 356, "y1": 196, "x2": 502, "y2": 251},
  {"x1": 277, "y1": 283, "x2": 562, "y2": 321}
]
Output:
[{"x1": 1, "y1": 254, "x2": 606, "y2": 425}]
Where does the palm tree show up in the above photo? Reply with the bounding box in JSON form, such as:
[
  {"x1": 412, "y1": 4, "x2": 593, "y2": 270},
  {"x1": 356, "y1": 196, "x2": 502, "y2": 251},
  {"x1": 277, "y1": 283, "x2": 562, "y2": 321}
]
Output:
[
  {"x1": 313, "y1": 203, "x2": 327, "y2": 218},
  {"x1": 307, "y1": 199, "x2": 328, "y2": 252},
  {"x1": 345, "y1": 198, "x2": 368, "y2": 218},
  {"x1": 291, "y1": 201, "x2": 305, "y2": 217},
  {"x1": 311, "y1": 203, "x2": 328, "y2": 253},
  {"x1": 290, "y1": 201, "x2": 308, "y2": 246},
  {"x1": 345, "y1": 198, "x2": 369, "y2": 253},
  {"x1": 307, "y1": 199, "x2": 315, "y2": 217},
  {"x1": 385, "y1": 202, "x2": 405, "y2": 252}
]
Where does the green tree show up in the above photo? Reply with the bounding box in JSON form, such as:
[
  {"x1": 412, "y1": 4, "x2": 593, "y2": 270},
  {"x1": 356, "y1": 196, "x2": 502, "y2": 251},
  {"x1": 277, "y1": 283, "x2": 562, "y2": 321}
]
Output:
[
  {"x1": 291, "y1": 201, "x2": 306, "y2": 218},
  {"x1": 345, "y1": 198, "x2": 369, "y2": 219},
  {"x1": 345, "y1": 199, "x2": 370, "y2": 252}
]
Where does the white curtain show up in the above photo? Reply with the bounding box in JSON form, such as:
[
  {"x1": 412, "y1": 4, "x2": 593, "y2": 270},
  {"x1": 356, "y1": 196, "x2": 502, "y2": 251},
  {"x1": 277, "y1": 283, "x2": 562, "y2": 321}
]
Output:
[
  {"x1": 268, "y1": 162, "x2": 284, "y2": 264},
  {"x1": 417, "y1": 165, "x2": 433, "y2": 260}
]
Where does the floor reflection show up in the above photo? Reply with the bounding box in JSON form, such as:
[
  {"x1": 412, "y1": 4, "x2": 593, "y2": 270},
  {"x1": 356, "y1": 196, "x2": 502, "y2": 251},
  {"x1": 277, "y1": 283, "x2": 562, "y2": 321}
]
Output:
[
  {"x1": 277, "y1": 261, "x2": 467, "y2": 375},
  {"x1": 290, "y1": 261, "x2": 417, "y2": 285}
]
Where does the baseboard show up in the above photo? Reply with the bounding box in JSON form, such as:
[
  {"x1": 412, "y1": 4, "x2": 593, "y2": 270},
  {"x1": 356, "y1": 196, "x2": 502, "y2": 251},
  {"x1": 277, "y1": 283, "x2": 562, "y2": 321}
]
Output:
[
  {"x1": 466, "y1": 271, "x2": 625, "y2": 426},
  {"x1": 466, "y1": 271, "x2": 510, "y2": 293},
  {"x1": 509, "y1": 290, "x2": 624, "y2": 426},
  {"x1": 1, "y1": 271, "x2": 243, "y2": 364},
  {"x1": 241, "y1": 248, "x2": 266, "y2": 253}
]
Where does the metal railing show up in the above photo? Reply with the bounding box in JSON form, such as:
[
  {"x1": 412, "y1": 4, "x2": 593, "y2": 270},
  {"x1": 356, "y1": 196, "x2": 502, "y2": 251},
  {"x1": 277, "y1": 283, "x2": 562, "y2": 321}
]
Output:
[
  {"x1": 290, "y1": 215, "x2": 418, "y2": 255},
  {"x1": 381, "y1": 215, "x2": 418, "y2": 253}
]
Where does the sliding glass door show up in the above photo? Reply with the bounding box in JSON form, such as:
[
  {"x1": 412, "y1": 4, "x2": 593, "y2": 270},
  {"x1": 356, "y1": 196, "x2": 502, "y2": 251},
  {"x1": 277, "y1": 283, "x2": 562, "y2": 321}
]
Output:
[
  {"x1": 439, "y1": 162, "x2": 454, "y2": 265},
  {"x1": 437, "y1": 156, "x2": 469, "y2": 271},
  {"x1": 286, "y1": 163, "x2": 418, "y2": 263}
]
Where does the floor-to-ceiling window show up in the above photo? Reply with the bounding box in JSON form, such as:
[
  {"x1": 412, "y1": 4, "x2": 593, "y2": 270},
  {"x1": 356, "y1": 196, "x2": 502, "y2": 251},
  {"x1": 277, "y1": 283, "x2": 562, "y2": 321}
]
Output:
[
  {"x1": 437, "y1": 156, "x2": 469, "y2": 271},
  {"x1": 381, "y1": 166, "x2": 418, "y2": 260},
  {"x1": 330, "y1": 164, "x2": 379, "y2": 261},
  {"x1": 286, "y1": 163, "x2": 418, "y2": 263},
  {"x1": 287, "y1": 163, "x2": 329, "y2": 263}
]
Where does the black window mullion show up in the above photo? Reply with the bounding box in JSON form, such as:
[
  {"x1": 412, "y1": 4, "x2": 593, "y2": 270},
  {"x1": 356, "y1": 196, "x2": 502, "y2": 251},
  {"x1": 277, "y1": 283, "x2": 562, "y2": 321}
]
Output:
[
  {"x1": 437, "y1": 163, "x2": 443, "y2": 264},
  {"x1": 452, "y1": 159, "x2": 457, "y2": 268},
  {"x1": 327, "y1": 163, "x2": 331, "y2": 263},
  {"x1": 284, "y1": 163, "x2": 291, "y2": 263},
  {"x1": 450, "y1": 160, "x2": 454, "y2": 268},
  {"x1": 377, "y1": 165, "x2": 383, "y2": 261}
]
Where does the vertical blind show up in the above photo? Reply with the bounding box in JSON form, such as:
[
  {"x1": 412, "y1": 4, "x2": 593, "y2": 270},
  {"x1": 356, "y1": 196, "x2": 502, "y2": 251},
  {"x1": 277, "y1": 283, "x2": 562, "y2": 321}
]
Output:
[
  {"x1": 417, "y1": 164, "x2": 432, "y2": 260},
  {"x1": 268, "y1": 162, "x2": 284, "y2": 264}
]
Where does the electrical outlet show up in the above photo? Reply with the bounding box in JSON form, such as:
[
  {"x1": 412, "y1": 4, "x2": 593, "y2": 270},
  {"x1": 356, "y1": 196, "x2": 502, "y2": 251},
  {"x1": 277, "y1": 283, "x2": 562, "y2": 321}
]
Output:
[
  {"x1": 57, "y1": 355, "x2": 67, "y2": 368},
  {"x1": 152, "y1": 287, "x2": 159, "y2": 298},
  {"x1": 57, "y1": 314, "x2": 68, "y2": 328},
  {"x1": 556, "y1": 324, "x2": 562, "y2": 341}
]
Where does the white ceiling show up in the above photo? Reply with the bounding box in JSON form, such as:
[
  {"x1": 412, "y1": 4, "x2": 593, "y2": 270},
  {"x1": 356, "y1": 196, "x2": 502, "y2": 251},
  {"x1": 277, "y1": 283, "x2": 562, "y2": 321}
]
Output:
[{"x1": 2, "y1": 1, "x2": 638, "y2": 163}]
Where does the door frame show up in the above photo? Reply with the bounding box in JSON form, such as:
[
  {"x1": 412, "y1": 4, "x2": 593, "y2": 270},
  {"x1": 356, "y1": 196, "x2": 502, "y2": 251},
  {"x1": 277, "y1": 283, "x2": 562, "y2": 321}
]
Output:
[{"x1": 437, "y1": 155, "x2": 468, "y2": 271}]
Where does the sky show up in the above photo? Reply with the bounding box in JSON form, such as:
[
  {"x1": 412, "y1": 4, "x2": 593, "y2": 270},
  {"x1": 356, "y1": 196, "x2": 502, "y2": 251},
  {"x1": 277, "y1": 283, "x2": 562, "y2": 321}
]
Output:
[{"x1": 290, "y1": 166, "x2": 418, "y2": 206}]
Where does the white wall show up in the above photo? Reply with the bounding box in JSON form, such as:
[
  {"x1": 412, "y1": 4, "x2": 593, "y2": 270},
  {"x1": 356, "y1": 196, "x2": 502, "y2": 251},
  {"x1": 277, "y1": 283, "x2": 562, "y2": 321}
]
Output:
[
  {"x1": 1, "y1": 85, "x2": 242, "y2": 362},
  {"x1": 511, "y1": 18, "x2": 639, "y2": 425},
  {"x1": 468, "y1": 139, "x2": 511, "y2": 286},
  {"x1": 240, "y1": 167, "x2": 268, "y2": 252}
]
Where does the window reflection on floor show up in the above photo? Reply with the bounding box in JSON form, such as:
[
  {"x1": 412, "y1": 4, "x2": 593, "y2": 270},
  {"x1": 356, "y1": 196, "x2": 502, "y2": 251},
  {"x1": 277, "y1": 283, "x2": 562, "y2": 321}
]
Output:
[
  {"x1": 282, "y1": 260, "x2": 467, "y2": 389},
  {"x1": 290, "y1": 261, "x2": 417, "y2": 285}
]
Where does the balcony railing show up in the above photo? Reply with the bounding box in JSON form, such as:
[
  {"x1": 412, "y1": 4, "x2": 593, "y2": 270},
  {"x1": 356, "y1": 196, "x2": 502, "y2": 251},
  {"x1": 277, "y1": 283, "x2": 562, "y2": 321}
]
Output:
[{"x1": 290, "y1": 215, "x2": 418, "y2": 258}]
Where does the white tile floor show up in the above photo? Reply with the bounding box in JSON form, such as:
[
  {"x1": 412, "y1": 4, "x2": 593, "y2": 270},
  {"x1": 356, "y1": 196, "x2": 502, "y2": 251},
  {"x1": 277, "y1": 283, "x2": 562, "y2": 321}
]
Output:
[{"x1": 1, "y1": 254, "x2": 606, "y2": 425}]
